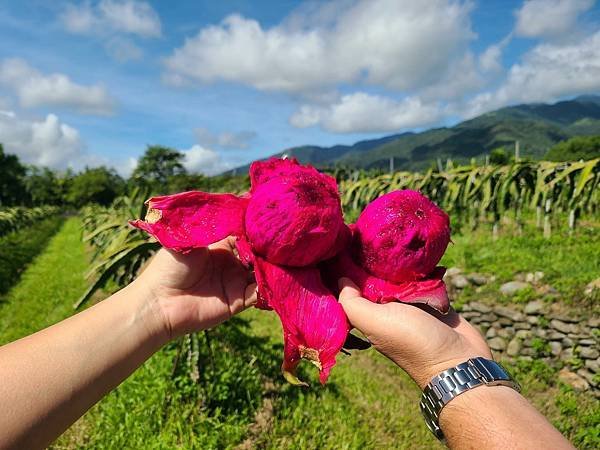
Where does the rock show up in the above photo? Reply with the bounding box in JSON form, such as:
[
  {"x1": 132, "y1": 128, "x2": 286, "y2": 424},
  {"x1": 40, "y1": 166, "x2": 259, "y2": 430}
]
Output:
[
  {"x1": 520, "y1": 355, "x2": 533, "y2": 361},
  {"x1": 467, "y1": 273, "x2": 488, "y2": 286},
  {"x1": 445, "y1": 267, "x2": 462, "y2": 278},
  {"x1": 486, "y1": 327, "x2": 498, "y2": 339},
  {"x1": 507, "y1": 338, "x2": 522, "y2": 356},
  {"x1": 579, "y1": 347, "x2": 599, "y2": 360},
  {"x1": 562, "y1": 337, "x2": 574, "y2": 347},
  {"x1": 524, "y1": 300, "x2": 546, "y2": 315},
  {"x1": 515, "y1": 330, "x2": 532, "y2": 340},
  {"x1": 461, "y1": 311, "x2": 480, "y2": 319},
  {"x1": 514, "y1": 322, "x2": 532, "y2": 330},
  {"x1": 488, "y1": 337, "x2": 507, "y2": 351},
  {"x1": 494, "y1": 305, "x2": 525, "y2": 322},
  {"x1": 579, "y1": 339, "x2": 596, "y2": 346},
  {"x1": 497, "y1": 318, "x2": 513, "y2": 327},
  {"x1": 585, "y1": 359, "x2": 599, "y2": 373},
  {"x1": 452, "y1": 275, "x2": 470, "y2": 289},
  {"x1": 514, "y1": 273, "x2": 526, "y2": 282},
  {"x1": 527, "y1": 316, "x2": 539, "y2": 325},
  {"x1": 550, "y1": 319, "x2": 576, "y2": 334},
  {"x1": 500, "y1": 281, "x2": 530, "y2": 297},
  {"x1": 525, "y1": 271, "x2": 544, "y2": 284},
  {"x1": 480, "y1": 313, "x2": 498, "y2": 322},
  {"x1": 589, "y1": 317, "x2": 600, "y2": 328},
  {"x1": 547, "y1": 331, "x2": 566, "y2": 340},
  {"x1": 497, "y1": 327, "x2": 515, "y2": 339},
  {"x1": 520, "y1": 347, "x2": 534, "y2": 356},
  {"x1": 583, "y1": 278, "x2": 600, "y2": 297},
  {"x1": 536, "y1": 284, "x2": 560, "y2": 297},
  {"x1": 550, "y1": 341, "x2": 562, "y2": 356},
  {"x1": 558, "y1": 368, "x2": 589, "y2": 391},
  {"x1": 577, "y1": 369, "x2": 594, "y2": 385},
  {"x1": 470, "y1": 302, "x2": 492, "y2": 313},
  {"x1": 460, "y1": 303, "x2": 472, "y2": 312},
  {"x1": 568, "y1": 333, "x2": 591, "y2": 339},
  {"x1": 561, "y1": 348, "x2": 574, "y2": 360},
  {"x1": 550, "y1": 313, "x2": 580, "y2": 323},
  {"x1": 535, "y1": 329, "x2": 548, "y2": 339}
]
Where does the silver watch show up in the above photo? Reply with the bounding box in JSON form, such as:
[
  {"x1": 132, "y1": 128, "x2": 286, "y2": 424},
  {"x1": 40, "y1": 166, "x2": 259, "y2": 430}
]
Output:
[{"x1": 420, "y1": 357, "x2": 520, "y2": 441}]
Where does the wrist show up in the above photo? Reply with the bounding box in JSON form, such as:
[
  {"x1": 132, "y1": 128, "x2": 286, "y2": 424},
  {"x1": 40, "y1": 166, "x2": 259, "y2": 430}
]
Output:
[{"x1": 121, "y1": 279, "x2": 172, "y2": 346}]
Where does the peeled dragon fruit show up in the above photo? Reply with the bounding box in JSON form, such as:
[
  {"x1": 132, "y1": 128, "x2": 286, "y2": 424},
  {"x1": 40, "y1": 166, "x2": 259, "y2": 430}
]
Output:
[
  {"x1": 326, "y1": 190, "x2": 451, "y2": 313},
  {"x1": 131, "y1": 158, "x2": 350, "y2": 385}
]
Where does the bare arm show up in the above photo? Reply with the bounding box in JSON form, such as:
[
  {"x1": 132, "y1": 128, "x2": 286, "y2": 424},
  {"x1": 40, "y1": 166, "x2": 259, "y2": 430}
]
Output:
[
  {"x1": 338, "y1": 277, "x2": 574, "y2": 450},
  {"x1": 0, "y1": 239, "x2": 256, "y2": 450}
]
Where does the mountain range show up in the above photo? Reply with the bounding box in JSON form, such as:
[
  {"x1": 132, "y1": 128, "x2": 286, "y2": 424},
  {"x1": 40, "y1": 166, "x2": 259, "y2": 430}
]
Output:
[{"x1": 229, "y1": 95, "x2": 600, "y2": 173}]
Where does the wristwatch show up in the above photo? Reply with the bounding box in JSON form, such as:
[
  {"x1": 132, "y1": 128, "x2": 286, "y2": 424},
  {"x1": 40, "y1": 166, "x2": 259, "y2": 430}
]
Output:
[{"x1": 420, "y1": 357, "x2": 520, "y2": 441}]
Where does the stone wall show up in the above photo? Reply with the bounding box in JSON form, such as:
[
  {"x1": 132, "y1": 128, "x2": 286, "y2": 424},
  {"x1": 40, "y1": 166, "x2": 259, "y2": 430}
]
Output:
[{"x1": 459, "y1": 300, "x2": 599, "y2": 395}]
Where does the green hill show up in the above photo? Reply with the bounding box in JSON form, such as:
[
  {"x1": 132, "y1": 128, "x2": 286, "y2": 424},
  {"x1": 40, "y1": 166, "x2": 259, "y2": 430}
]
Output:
[{"x1": 228, "y1": 95, "x2": 600, "y2": 173}]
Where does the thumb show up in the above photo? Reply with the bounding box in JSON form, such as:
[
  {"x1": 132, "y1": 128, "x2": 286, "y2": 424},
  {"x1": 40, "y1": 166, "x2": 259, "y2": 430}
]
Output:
[{"x1": 338, "y1": 277, "x2": 382, "y2": 335}]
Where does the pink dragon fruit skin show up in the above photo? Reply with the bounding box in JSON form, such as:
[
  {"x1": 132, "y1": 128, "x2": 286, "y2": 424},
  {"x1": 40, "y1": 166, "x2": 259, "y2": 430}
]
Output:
[
  {"x1": 245, "y1": 161, "x2": 344, "y2": 267},
  {"x1": 354, "y1": 190, "x2": 450, "y2": 283},
  {"x1": 130, "y1": 158, "x2": 349, "y2": 385},
  {"x1": 324, "y1": 190, "x2": 451, "y2": 313}
]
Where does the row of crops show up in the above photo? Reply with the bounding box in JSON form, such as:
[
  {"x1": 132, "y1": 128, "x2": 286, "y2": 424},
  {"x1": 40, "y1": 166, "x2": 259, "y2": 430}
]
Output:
[
  {"x1": 340, "y1": 159, "x2": 600, "y2": 234},
  {"x1": 0, "y1": 206, "x2": 60, "y2": 237}
]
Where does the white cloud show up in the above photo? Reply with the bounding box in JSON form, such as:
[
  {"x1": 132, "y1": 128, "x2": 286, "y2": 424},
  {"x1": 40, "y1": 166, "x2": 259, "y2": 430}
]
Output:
[
  {"x1": 164, "y1": 0, "x2": 474, "y2": 93},
  {"x1": 0, "y1": 111, "x2": 85, "y2": 168},
  {"x1": 181, "y1": 145, "x2": 231, "y2": 175},
  {"x1": 0, "y1": 58, "x2": 115, "y2": 115},
  {"x1": 290, "y1": 93, "x2": 443, "y2": 133},
  {"x1": 194, "y1": 127, "x2": 256, "y2": 149},
  {"x1": 514, "y1": 0, "x2": 594, "y2": 38},
  {"x1": 61, "y1": 0, "x2": 161, "y2": 38},
  {"x1": 465, "y1": 30, "x2": 600, "y2": 117},
  {"x1": 105, "y1": 37, "x2": 143, "y2": 62}
]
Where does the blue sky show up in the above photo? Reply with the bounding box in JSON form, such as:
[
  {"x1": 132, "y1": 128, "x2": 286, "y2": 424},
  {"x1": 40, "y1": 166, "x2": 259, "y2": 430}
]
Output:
[{"x1": 0, "y1": 0, "x2": 599, "y2": 175}]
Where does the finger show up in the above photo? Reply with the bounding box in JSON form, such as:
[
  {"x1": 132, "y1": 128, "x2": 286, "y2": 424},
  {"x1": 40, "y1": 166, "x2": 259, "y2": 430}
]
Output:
[
  {"x1": 337, "y1": 277, "x2": 384, "y2": 334},
  {"x1": 244, "y1": 282, "x2": 258, "y2": 308}
]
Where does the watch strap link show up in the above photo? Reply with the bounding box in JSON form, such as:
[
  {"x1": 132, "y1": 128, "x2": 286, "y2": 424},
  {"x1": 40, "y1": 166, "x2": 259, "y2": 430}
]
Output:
[{"x1": 420, "y1": 357, "x2": 520, "y2": 440}]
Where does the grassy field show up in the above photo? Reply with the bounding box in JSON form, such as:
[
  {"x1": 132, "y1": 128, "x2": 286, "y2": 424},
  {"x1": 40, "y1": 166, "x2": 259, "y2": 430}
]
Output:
[{"x1": 0, "y1": 217, "x2": 598, "y2": 449}]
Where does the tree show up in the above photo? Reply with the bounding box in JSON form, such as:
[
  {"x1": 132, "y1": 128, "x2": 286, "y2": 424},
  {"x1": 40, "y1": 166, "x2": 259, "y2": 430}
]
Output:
[
  {"x1": 544, "y1": 135, "x2": 600, "y2": 162},
  {"x1": 23, "y1": 167, "x2": 63, "y2": 205},
  {"x1": 489, "y1": 147, "x2": 509, "y2": 165},
  {"x1": 131, "y1": 145, "x2": 186, "y2": 190},
  {"x1": 67, "y1": 167, "x2": 125, "y2": 207},
  {"x1": 0, "y1": 144, "x2": 27, "y2": 206}
]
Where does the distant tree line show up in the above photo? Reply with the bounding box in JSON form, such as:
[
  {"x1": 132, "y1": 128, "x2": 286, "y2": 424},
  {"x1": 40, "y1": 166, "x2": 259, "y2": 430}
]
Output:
[{"x1": 0, "y1": 144, "x2": 248, "y2": 207}]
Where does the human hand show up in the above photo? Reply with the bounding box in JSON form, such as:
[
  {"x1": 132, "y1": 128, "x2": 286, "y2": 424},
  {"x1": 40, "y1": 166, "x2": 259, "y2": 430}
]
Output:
[
  {"x1": 338, "y1": 277, "x2": 492, "y2": 388},
  {"x1": 133, "y1": 237, "x2": 257, "y2": 340}
]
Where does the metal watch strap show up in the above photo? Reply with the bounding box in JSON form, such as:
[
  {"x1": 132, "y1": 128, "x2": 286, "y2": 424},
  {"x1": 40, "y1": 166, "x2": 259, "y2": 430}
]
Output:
[{"x1": 420, "y1": 357, "x2": 520, "y2": 441}]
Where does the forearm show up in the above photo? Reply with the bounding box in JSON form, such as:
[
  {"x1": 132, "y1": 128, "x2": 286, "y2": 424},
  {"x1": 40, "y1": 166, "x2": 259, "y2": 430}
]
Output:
[
  {"x1": 0, "y1": 281, "x2": 168, "y2": 450},
  {"x1": 439, "y1": 385, "x2": 574, "y2": 449}
]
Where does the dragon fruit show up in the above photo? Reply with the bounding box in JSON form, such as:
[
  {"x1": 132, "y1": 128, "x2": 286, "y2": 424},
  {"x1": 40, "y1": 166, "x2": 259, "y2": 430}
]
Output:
[
  {"x1": 326, "y1": 190, "x2": 451, "y2": 313},
  {"x1": 131, "y1": 158, "x2": 350, "y2": 385}
]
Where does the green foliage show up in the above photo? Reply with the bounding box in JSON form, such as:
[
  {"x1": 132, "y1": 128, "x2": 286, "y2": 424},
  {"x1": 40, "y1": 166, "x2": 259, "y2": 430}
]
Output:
[
  {"x1": 342, "y1": 159, "x2": 600, "y2": 237},
  {"x1": 530, "y1": 338, "x2": 551, "y2": 357},
  {"x1": 131, "y1": 145, "x2": 186, "y2": 189},
  {"x1": 546, "y1": 135, "x2": 600, "y2": 162},
  {"x1": 0, "y1": 143, "x2": 27, "y2": 206},
  {"x1": 23, "y1": 166, "x2": 66, "y2": 205},
  {"x1": 0, "y1": 216, "x2": 63, "y2": 296},
  {"x1": 0, "y1": 206, "x2": 60, "y2": 237},
  {"x1": 66, "y1": 166, "x2": 125, "y2": 207},
  {"x1": 489, "y1": 147, "x2": 509, "y2": 165}
]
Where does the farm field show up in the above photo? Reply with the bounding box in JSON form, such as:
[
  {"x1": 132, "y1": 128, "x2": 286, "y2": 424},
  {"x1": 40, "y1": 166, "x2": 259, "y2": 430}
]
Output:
[{"x1": 0, "y1": 216, "x2": 597, "y2": 449}]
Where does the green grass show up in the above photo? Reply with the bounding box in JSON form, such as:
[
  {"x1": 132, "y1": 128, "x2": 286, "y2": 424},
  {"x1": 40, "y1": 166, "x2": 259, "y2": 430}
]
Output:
[
  {"x1": 441, "y1": 220, "x2": 600, "y2": 309},
  {"x1": 1, "y1": 216, "x2": 597, "y2": 449},
  {"x1": 0, "y1": 215, "x2": 64, "y2": 297},
  {"x1": 0, "y1": 217, "x2": 83, "y2": 344}
]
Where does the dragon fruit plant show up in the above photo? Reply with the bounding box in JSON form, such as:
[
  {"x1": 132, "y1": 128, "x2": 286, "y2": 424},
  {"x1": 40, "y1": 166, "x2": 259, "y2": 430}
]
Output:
[{"x1": 131, "y1": 159, "x2": 451, "y2": 385}]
